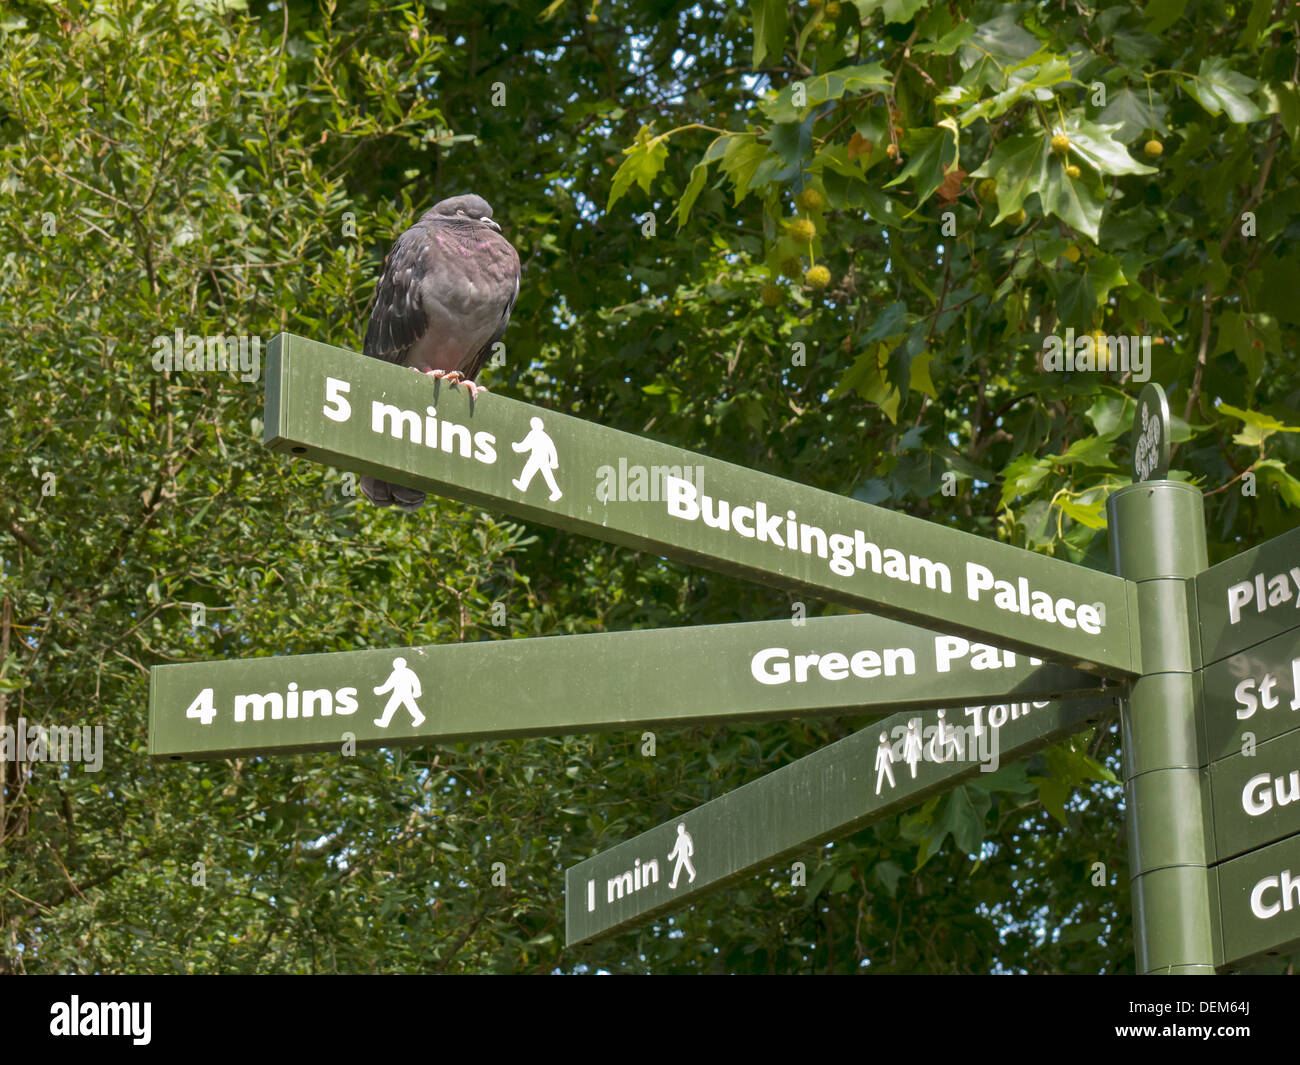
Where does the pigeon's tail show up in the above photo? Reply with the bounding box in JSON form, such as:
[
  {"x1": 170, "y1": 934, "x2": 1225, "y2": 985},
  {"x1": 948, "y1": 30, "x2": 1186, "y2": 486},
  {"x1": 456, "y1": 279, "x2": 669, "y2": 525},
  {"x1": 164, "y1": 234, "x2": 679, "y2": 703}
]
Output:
[{"x1": 360, "y1": 475, "x2": 427, "y2": 513}]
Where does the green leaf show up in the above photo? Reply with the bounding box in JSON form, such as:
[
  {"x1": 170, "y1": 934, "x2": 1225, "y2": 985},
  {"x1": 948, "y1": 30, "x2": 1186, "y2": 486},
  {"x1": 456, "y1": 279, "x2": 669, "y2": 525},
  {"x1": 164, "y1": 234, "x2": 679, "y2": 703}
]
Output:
[
  {"x1": 1047, "y1": 742, "x2": 1120, "y2": 786},
  {"x1": 1213, "y1": 313, "x2": 1281, "y2": 387},
  {"x1": 607, "y1": 125, "x2": 669, "y2": 209},
  {"x1": 958, "y1": 55, "x2": 1073, "y2": 127},
  {"x1": 1000, "y1": 454, "x2": 1052, "y2": 508},
  {"x1": 718, "y1": 133, "x2": 769, "y2": 204},
  {"x1": 1217, "y1": 402, "x2": 1300, "y2": 448},
  {"x1": 852, "y1": 0, "x2": 930, "y2": 25},
  {"x1": 1255, "y1": 459, "x2": 1300, "y2": 508},
  {"x1": 1060, "y1": 117, "x2": 1157, "y2": 176},
  {"x1": 972, "y1": 131, "x2": 1047, "y2": 223},
  {"x1": 885, "y1": 119, "x2": 959, "y2": 211},
  {"x1": 1186, "y1": 58, "x2": 1263, "y2": 124},
  {"x1": 1052, "y1": 435, "x2": 1118, "y2": 470},
  {"x1": 960, "y1": 12, "x2": 1041, "y2": 68},
  {"x1": 873, "y1": 859, "x2": 905, "y2": 898},
  {"x1": 914, "y1": 21, "x2": 974, "y2": 55},
  {"x1": 1086, "y1": 394, "x2": 1129, "y2": 436},
  {"x1": 1032, "y1": 776, "x2": 1073, "y2": 826},
  {"x1": 862, "y1": 300, "x2": 908, "y2": 344},
  {"x1": 1144, "y1": 0, "x2": 1187, "y2": 33},
  {"x1": 1268, "y1": 81, "x2": 1300, "y2": 153},
  {"x1": 1041, "y1": 164, "x2": 1105, "y2": 240},
  {"x1": 916, "y1": 785, "x2": 990, "y2": 867},
  {"x1": 1057, "y1": 497, "x2": 1107, "y2": 529},
  {"x1": 669, "y1": 159, "x2": 711, "y2": 228},
  {"x1": 761, "y1": 62, "x2": 891, "y2": 122},
  {"x1": 1243, "y1": 0, "x2": 1274, "y2": 46},
  {"x1": 751, "y1": 0, "x2": 789, "y2": 68},
  {"x1": 1086, "y1": 254, "x2": 1128, "y2": 302},
  {"x1": 1097, "y1": 87, "x2": 1169, "y2": 142}
]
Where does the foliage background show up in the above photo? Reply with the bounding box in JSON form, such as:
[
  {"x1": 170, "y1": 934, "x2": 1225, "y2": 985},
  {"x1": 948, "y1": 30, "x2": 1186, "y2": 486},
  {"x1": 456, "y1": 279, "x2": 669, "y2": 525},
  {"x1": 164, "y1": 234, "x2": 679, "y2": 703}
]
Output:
[{"x1": 0, "y1": 0, "x2": 1296, "y2": 973}]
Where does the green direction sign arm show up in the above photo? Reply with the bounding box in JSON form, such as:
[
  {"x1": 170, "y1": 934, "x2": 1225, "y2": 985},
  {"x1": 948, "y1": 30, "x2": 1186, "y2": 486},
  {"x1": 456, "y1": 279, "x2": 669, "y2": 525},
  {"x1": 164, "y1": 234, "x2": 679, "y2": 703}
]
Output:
[
  {"x1": 1206, "y1": 722, "x2": 1300, "y2": 864},
  {"x1": 565, "y1": 696, "x2": 1116, "y2": 945},
  {"x1": 263, "y1": 334, "x2": 1137, "y2": 676},
  {"x1": 1196, "y1": 524, "x2": 1300, "y2": 664},
  {"x1": 149, "y1": 612, "x2": 1106, "y2": 760},
  {"x1": 1214, "y1": 831, "x2": 1300, "y2": 969},
  {"x1": 1199, "y1": 623, "x2": 1300, "y2": 764}
]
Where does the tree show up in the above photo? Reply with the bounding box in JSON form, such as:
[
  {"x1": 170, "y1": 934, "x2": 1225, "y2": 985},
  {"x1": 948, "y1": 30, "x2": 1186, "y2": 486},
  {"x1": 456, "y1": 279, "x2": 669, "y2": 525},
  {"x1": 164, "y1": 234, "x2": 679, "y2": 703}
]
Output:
[{"x1": 0, "y1": 0, "x2": 1295, "y2": 973}]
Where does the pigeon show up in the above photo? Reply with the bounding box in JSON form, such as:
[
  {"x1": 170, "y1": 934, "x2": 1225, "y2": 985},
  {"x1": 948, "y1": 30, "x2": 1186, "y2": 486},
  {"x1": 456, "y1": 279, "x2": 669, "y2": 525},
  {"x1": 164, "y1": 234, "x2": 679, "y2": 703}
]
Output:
[{"x1": 360, "y1": 193, "x2": 521, "y2": 510}]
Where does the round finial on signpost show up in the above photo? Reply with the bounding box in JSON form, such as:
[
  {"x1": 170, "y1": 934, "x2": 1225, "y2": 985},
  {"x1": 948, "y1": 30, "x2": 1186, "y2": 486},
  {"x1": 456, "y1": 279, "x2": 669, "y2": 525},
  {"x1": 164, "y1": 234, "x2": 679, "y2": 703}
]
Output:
[{"x1": 1131, "y1": 382, "x2": 1171, "y2": 482}]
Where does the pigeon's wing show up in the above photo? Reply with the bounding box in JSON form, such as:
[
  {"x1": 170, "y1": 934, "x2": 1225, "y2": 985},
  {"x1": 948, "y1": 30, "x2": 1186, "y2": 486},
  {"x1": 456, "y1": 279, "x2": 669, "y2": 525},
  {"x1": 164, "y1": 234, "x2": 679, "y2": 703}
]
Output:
[
  {"x1": 363, "y1": 227, "x2": 431, "y2": 365},
  {"x1": 461, "y1": 245, "x2": 521, "y2": 382}
]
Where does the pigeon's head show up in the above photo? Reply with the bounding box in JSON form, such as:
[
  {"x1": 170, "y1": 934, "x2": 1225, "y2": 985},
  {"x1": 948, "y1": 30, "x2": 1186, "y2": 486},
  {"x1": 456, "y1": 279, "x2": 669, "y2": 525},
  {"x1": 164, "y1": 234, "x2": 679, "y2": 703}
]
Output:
[{"x1": 427, "y1": 194, "x2": 501, "y2": 232}]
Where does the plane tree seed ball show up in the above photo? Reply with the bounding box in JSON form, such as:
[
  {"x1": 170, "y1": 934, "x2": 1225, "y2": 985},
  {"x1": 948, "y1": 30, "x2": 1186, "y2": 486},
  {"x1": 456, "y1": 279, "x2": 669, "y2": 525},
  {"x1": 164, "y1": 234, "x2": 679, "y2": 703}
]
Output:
[
  {"x1": 1065, "y1": 164, "x2": 1081, "y2": 179},
  {"x1": 977, "y1": 178, "x2": 998, "y2": 203},
  {"x1": 825, "y1": 0, "x2": 842, "y2": 15},
  {"x1": 796, "y1": 188, "x2": 824, "y2": 211},
  {"x1": 1145, "y1": 139, "x2": 1164, "y2": 157},
  {"x1": 1063, "y1": 245, "x2": 1081, "y2": 262},
  {"x1": 1051, "y1": 133, "x2": 1070, "y2": 154},
  {"x1": 805, "y1": 264, "x2": 831, "y2": 288},
  {"x1": 760, "y1": 283, "x2": 783, "y2": 307},
  {"x1": 780, "y1": 257, "x2": 804, "y2": 280},
  {"x1": 790, "y1": 218, "x2": 817, "y2": 243}
]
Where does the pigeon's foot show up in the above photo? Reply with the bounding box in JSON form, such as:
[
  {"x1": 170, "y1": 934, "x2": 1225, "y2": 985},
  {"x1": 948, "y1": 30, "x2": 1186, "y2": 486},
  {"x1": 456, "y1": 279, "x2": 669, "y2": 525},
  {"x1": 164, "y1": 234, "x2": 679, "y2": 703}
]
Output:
[
  {"x1": 463, "y1": 380, "x2": 487, "y2": 400},
  {"x1": 360, "y1": 475, "x2": 395, "y2": 507},
  {"x1": 363, "y1": 474, "x2": 426, "y2": 511},
  {"x1": 389, "y1": 483, "x2": 427, "y2": 511}
]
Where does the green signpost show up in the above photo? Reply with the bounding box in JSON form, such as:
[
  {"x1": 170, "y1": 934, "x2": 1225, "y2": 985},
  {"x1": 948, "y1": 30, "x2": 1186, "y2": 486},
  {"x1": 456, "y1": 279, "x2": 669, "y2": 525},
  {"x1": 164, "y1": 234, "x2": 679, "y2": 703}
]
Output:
[
  {"x1": 1213, "y1": 830, "x2": 1300, "y2": 968},
  {"x1": 1196, "y1": 525, "x2": 1300, "y2": 665},
  {"x1": 1207, "y1": 725, "x2": 1300, "y2": 863},
  {"x1": 1191, "y1": 525, "x2": 1300, "y2": 968},
  {"x1": 148, "y1": 612, "x2": 1105, "y2": 760},
  {"x1": 261, "y1": 334, "x2": 1137, "y2": 676},
  {"x1": 142, "y1": 338, "x2": 1299, "y2": 974},
  {"x1": 565, "y1": 697, "x2": 1116, "y2": 945},
  {"x1": 1199, "y1": 625, "x2": 1300, "y2": 763}
]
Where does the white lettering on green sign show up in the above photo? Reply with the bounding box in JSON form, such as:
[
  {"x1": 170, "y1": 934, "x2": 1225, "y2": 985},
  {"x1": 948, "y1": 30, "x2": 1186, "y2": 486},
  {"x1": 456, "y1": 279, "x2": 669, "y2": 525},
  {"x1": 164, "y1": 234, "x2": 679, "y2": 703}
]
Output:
[
  {"x1": 1235, "y1": 657, "x2": 1300, "y2": 719},
  {"x1": 663, "y1": 476, "x2": 1107, "y2": 638},
  {"x1": 1251, "y1": 868, "x2": 1300, "y2": 920},
  {"x1": 1227, "y1": 567, "x2": 1300, "y2": 626},
  {"x1": 750, "y1": 634, "x2": 1044, "y2": 686},
  {"x1": 1242, "y1": 770, "x2": 1300, "y2": 817}
]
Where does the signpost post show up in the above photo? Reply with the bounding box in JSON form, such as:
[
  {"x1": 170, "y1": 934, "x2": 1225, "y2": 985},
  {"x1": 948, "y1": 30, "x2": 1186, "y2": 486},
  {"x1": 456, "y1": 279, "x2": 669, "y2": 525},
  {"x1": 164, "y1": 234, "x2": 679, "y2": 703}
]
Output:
[
  {"x1": 1107, "y1": 391, "x2": 1216, "y2": 974},
  {"x1": 149, "y1": 613, "x2": 1105, "y2": 760},
  {"x1": 145, "y1": 340, "x2": 1299, "y2": 974}
]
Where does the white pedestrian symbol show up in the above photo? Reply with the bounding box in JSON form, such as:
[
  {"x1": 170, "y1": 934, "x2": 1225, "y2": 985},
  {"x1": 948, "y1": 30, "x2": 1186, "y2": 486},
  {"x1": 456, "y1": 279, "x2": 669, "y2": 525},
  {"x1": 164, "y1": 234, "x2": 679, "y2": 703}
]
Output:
[
  {"x1": 875, "y1": 730, "x2": 896, "y2": 794},
  {"x1": 511, "y1": 416, "x2": 563, "y2": 501},
  {"x1": 929, "y1": 708, "x2": 950, "y2": 763},
  {"x1": 667, "y1": 822, "x2": 696, "y2": 889},
  {"x1": 903, "y1": 717, "x2": 924, "y2": 779},
  {"x1": 373, "y1": 657, "x2": 425, "y2": 728}
]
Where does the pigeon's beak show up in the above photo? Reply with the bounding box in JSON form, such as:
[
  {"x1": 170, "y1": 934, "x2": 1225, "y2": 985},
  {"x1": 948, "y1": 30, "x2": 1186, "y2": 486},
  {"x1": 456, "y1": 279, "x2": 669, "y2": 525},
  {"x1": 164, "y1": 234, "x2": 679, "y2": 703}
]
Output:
[{"x1": 480, "y1": 217, "x2": 502, "y2": 232}]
